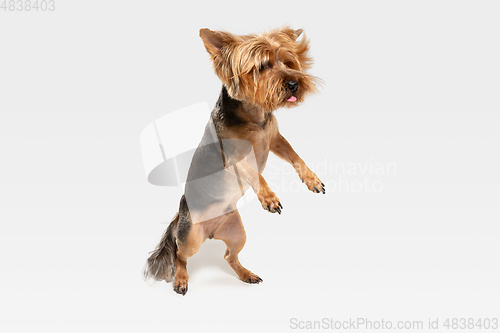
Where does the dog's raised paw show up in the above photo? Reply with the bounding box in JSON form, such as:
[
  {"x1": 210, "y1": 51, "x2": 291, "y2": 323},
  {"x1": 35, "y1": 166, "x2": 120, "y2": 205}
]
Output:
[
  {"x1": 303, "y1": 171, "x2": 325, "y2": 195},
  {"x1": 258, "y1": 189, "x2": 282, "y2": 214}
]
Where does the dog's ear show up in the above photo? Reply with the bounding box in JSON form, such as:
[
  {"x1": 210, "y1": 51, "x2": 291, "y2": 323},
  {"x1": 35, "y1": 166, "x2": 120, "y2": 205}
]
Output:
[
  {"x1": 199, "y1": 29, "x2": 239, "y2": 96},
  {"x1": 199, "y1": 29, "x2": 235, "y2": 56},
  {"x1": 279, "y1": 27, "x2": 303, "y2": 41},
  {"x1": 293, "y1": 29, "x2": 303, "y2": 40}
]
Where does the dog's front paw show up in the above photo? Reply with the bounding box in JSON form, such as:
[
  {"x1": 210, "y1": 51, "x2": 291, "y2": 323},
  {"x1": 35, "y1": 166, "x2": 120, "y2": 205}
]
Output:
[
  {"x1": 302, "y1": 171, "x2": 325, "y2": 194},
  {"x1": 257, "y1": 188, "x2": 283, "y2": 214}
]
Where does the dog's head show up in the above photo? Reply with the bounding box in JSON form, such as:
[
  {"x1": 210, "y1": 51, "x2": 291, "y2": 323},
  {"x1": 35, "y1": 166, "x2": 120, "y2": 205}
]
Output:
[{"x1": 200, "y1": 27, "x2": 321, "y2": 112}]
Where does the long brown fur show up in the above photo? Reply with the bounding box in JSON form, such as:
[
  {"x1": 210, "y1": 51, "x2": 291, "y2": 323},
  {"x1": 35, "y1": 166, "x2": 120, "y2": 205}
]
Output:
[{"x1": 200, "y1": 26, "x2": 321, "y2": 111}]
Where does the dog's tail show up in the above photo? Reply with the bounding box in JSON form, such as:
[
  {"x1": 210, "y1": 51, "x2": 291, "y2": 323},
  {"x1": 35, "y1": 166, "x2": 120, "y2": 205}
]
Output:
[{"x1": 143, "y1": 213, "x2": 179, "y2": 282}]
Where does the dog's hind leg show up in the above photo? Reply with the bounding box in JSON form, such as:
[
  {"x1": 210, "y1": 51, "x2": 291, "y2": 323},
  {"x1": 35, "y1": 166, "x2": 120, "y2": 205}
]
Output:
[
  {"x1": 173, "y1": 220, "x2": 205, "y2": 295},
  {"x1": 174, "y1": 214, "x2": 206, "y2": 295},
  {"x1": 173, "y1": 197, "x2": 205, "y2": 295},
  {"x1": 213, "y1": 209, "x2": 263, "y2": 284}
]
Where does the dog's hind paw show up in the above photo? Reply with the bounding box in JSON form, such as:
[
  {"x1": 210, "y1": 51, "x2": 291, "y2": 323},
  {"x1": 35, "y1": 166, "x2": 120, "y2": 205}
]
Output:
[
  {"x1": 173, "y1": 281, "x2": 188, "y2": 296},
  {"x1": 240, "y1": 271, "x2": 263, "y2": 284}
]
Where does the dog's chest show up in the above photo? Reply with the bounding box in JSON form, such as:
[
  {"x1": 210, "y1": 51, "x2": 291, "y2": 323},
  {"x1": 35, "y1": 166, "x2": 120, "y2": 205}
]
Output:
[{"x1": 243, "y1": 125, "x2": 274, "y2": 173}]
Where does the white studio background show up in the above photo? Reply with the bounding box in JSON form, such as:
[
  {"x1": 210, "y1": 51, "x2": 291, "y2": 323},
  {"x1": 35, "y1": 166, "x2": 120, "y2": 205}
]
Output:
[{"x1": 1, "y1": 1, "x2": 499, "y2": 332}]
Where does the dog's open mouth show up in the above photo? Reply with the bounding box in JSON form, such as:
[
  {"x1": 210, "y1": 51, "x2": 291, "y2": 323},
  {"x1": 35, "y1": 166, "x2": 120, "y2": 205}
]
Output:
[{"x1": 286, "y1": 95, "x2": 297, "y2": 102}]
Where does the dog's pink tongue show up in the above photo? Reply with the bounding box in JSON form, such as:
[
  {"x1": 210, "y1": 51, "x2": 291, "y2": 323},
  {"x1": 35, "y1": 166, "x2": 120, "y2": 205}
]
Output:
[{"x1": 286, "y1": 96, "x2": 297, "y2": 102}]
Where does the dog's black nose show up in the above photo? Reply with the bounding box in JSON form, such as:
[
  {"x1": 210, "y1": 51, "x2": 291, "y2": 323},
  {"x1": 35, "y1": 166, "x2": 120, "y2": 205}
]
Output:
[{"x1": 288, "y1": 80, "x2": 299, "y2": 93}]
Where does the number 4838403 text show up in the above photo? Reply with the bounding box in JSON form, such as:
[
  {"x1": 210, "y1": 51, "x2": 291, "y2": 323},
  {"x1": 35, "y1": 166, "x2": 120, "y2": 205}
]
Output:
[{"x1": 1, "y1": 0, "x2": 55, "y2": 11}]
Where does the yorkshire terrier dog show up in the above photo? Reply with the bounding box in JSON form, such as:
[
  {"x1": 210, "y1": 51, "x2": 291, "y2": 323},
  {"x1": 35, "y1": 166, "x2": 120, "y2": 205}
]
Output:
[{"x1": 144, "y1": 27, "x2": 324, "y2": 295}]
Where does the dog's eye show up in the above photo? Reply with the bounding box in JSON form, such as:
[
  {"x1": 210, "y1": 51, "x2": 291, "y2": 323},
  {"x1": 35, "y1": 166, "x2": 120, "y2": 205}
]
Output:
[
  {"x1": 259, "y1": 62, "x2": 270, "y2": 71},
  {"x1": 284, "y1": 61, "x2": 294, "y2": 69}
]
